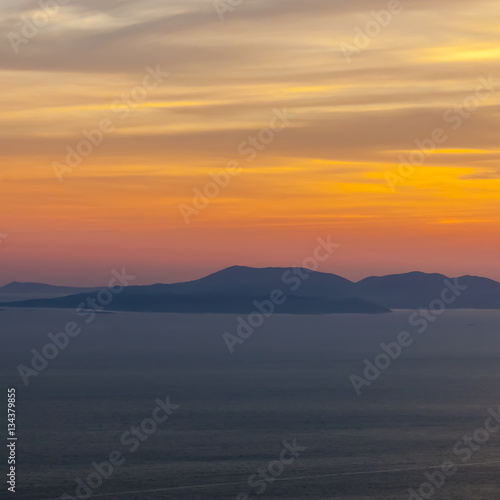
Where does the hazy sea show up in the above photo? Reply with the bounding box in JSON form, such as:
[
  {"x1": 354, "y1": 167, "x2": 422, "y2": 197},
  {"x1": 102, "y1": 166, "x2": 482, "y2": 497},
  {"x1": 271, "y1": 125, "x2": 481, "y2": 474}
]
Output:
[{"x1": 1, "y1": 308, "x2": 500, "y2": 499}]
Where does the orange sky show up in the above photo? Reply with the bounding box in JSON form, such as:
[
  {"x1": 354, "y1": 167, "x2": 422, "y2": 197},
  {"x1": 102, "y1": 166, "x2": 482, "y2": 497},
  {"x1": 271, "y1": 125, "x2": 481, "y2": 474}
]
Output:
[{"x1": 1, "y1": 0, "x2": 499, "y2": 285}]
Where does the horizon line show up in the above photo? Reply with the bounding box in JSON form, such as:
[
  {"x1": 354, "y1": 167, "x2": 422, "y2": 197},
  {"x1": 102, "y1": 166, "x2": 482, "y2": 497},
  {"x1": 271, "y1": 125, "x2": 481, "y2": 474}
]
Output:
[{"x1": 1, "y1": 265, "x2": 497, "y2": 289}]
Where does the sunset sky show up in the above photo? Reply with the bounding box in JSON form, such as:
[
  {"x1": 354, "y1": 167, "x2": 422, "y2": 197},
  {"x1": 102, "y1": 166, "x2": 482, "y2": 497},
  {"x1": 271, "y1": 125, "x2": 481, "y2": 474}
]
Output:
[{"x1": 1, "y1": 0, "x2": 499, "y2": 285}]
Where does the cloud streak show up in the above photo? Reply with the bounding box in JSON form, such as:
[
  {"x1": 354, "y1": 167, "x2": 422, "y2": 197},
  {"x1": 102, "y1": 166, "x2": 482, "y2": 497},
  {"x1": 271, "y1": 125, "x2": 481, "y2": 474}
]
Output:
[{"x1": 1, "y1": 0, "x2": 500, "y2": 284}]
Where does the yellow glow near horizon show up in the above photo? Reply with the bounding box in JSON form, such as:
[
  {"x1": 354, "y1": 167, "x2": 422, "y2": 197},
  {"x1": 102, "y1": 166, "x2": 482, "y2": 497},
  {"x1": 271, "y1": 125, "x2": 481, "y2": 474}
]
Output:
[{"x1": 424, "y1": 45, "x2": 500, "y2": 62}]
